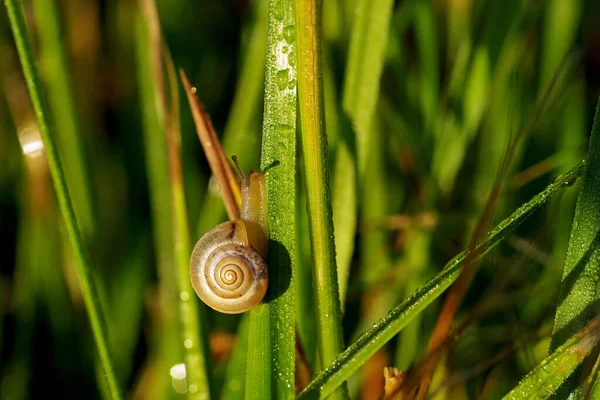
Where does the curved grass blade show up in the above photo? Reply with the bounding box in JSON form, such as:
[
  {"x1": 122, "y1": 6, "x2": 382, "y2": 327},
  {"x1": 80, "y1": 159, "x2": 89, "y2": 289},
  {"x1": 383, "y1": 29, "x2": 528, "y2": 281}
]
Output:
[
  {"x1": 245, "y1": 0, "x2": 297, "y2": 398},
  {"x1": 298, "y1": 161, "x2": 585, "y2": 399},
  {"x1": 548, "y1": 96, "x2": 600, "y2": 397},
  {"x1": 503, "y1": 316, "x2": 600, "y2": 400},
  {"x1": 5, "y1": 1, "x2": 122, "y2": 398},
  {"x1": 295, "y1": 0, "x2": 348, "y2": 398}
]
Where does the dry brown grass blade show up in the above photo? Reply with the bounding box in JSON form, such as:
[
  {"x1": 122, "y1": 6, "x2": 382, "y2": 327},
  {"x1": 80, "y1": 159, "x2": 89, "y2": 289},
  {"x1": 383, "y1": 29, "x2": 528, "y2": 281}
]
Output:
[{"x1": 180, "y1": 69, "x2": 241, "y2": 220}]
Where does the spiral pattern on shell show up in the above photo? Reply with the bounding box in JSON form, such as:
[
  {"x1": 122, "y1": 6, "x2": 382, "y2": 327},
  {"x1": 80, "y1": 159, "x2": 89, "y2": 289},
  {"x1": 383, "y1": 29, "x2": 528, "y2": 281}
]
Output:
[{"x1": 190, "y1": 221, "x2": 268, "y2": 314}]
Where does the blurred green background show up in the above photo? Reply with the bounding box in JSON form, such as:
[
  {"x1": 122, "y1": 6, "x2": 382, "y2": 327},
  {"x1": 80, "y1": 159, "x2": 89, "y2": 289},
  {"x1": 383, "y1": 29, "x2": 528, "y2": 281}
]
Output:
[{"x1": 1, "y1": 0, "x2": 600, "y2": 399}]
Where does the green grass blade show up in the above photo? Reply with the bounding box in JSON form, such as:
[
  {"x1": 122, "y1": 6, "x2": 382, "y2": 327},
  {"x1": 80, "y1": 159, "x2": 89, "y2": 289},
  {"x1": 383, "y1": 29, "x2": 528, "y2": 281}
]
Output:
[
  {"x1": 137, "y1": 1, "x2": 212, "y2": 397},
  {"x1": 342, "y1": 0, "x2": 394, "y2": 178},
  {"x1": 331, "y1": 140, "x2": 356, "y2": 306},
  {"x1": 32, "y1": 0, "x2": 97, "y2": 239},
  {"x1": 245, "y1": 0, "x2": 297, "y2": 398},
  {"x1": 133, "y1": 11, "x2": 182, "y2": 399},
  {"x1": 549, "y1": 96, "x2": 600, "y2": 397},
  {"x1": 245, "y1": 305, "x2": 271, "y2": 400},
  {"x1": 166, "y1": 60, "x2": 211, "y2": 400},
  {"x1": 295, "y1": 0, "x2": 348, "y2": 398},
  {"x1": 540, "y1": 0, "x2": 582, "y2": 89},
  {"x1": 220, "y1": 316, "x2": 249, "y2": 400},
  {"x1": 322, "y1": 50, "x2": 356, "y2": 308},
  {"x1": 414, "y1": 0, "x2": 439, "y2": 134},
  {"x1": 503, "y1": 316, "x2": 600, "y2": 400},
  {"x1": 5, "y1": 1, "x2": 122, "y2": 398},
  {"x1": 298, "y1": 162, "x2": 585, "y2": 399}
]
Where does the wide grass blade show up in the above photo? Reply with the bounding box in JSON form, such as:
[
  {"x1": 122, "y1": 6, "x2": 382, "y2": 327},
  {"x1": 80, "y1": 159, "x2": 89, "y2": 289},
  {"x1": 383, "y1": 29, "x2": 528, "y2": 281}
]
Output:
[
  {"x1": 298, "y1": 162, "x2": 585, "y2": 398},
  {"x1": 5, "y1": 1, "x2": 122, "y2": 398},
  {"x1": 295, "y1": 0, "x2": 348, "y2": 398},
  {"x1": 503, "y1": 316, "x2": 600, "y2": 400},
  {"x1": 549, "y1": 96, "x2": 600, "y2": 396},
  {"x1": 245, "y1": 0, "x2": 297, "y2": 398}
]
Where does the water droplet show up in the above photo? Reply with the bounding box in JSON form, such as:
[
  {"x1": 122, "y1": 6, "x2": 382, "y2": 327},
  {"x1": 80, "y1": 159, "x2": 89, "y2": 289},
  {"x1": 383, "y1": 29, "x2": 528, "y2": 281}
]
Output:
[
  {"x1": 180, "y1": 291, "x2": 189, "y2": 301},
  {"x1": 282, "y1": 46, "x2": 289, "y2": 54},
  {"x1": 275, "y1": 69, "x2": 290, "y2": 90},
  {"x1": 287, "y1": 79, "x2": 297, "y2": 90},
  {"x1": 273, "y1": 2, "x2": 283, "y2": 20},
  {"x1": 189, "y1": 384, "x2": 198, "y2": 393},
  {"x1": 228, "y1": 379, "x2": 241, "y2": 391},
  {"x1": 184, "y1": 339, "x2": 193, "y2": 348},
  {"x1": 288, "y1": 50, "x2": 296, "y2": 67},
  {"x1": 170, "y1": 363, "x2": 187, "y2": 393},
  {"x1": 283, "y1": 25, "x2": 295, "y2": 43}
]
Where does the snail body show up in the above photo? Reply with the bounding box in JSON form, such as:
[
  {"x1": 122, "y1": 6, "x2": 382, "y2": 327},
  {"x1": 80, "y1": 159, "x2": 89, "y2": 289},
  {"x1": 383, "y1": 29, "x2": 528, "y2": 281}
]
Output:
[{"x1": 190, "y1": 166, "x2": 268, "y2": 314}]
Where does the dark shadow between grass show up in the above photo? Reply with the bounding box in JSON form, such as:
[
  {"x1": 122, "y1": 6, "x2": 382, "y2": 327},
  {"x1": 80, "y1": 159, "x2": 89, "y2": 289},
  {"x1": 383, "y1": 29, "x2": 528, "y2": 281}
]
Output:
[{"x1": 265, "y1": 239, "x2": 292, "y2": 302}]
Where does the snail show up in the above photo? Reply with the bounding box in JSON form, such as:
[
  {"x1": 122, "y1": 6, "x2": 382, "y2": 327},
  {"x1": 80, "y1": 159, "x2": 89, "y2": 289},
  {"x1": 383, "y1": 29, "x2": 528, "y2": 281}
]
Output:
[{"x1": 190, "y1": 157, "x2": 269, "y2": 314}]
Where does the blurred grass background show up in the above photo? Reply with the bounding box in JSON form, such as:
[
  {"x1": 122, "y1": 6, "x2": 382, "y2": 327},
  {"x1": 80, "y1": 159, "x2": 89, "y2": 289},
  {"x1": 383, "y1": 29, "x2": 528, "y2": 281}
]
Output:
[{"x1": 1, "y1": 0, "x2": 600, "y2": 399}]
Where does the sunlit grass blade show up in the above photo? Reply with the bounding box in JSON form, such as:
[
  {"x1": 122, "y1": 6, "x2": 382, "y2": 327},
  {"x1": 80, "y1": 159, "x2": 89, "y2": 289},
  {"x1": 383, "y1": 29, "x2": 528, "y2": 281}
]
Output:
[
  {"x1": 5, "y1": 1, "x2": 122, "y2": 398},
  {"x1": 503, "y1": 316, "x2": 600, "y2": 400},
  {"x1": 295, "y1": 0, "x2": 348, "y2": 398},
  {"x1": 32, "y1": 0, "x2": 97, "y2": 239},
  {"x1": 245, "y1": 0, "x2": 297, "y2": 398},
  {"x1": 549, "y1": 96, "x2": 600, "y2": 397},
  {"x1": 298, "y1": 162, "x2": 585, "y2": 399}
]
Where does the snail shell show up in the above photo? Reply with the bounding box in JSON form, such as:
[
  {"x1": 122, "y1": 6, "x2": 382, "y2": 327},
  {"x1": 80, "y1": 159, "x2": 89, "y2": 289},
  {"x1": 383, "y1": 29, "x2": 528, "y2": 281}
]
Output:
[{"x1": 190, "y1": 219, "x2": 268, "y2": 314}]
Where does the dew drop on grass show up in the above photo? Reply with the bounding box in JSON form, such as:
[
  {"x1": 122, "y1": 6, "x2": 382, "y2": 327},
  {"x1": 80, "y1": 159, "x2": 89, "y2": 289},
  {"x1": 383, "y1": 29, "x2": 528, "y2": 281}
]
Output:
[
  {"x1": 273, "y1": 2, "x2": 283, "y2": 20},
  {"x1": 276, "y1": 69, "x2": 290, "y2": 90},
  {"x1": 283, "y1": 25, "x2": 295, "y2": 43}
]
